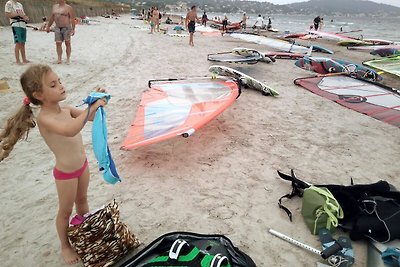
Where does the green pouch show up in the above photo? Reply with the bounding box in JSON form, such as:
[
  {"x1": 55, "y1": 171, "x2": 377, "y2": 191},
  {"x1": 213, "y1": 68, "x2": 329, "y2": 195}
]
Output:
[{"x1": 301, "y1": 186, "x2": 344, "y2": 235}]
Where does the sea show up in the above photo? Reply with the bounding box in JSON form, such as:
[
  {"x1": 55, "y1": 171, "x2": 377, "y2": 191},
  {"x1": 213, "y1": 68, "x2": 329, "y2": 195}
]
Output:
[{"x1": 168, "y1": 12, "x2": 400, "y2": 42}]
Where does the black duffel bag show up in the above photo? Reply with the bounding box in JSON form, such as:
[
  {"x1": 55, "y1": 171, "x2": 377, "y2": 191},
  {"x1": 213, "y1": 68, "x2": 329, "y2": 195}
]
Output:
[{"x1": 119, "y1": 232, "x2": 257, "y2": 267}]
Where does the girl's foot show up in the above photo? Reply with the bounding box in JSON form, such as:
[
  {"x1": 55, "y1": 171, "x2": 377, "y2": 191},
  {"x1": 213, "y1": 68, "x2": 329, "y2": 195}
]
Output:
[
  {"x1": 57, "y1": 59, "x2": 62, "y2": 64},
  {"x1": 16, "y1": 61, "x2": 23, "y2": 65},
  {"x1": 62, "y1": 247, "x2": 80, "y2": 265},
  {"x1": 23, "y1": 60, "x2": 31, "y2": 64}
]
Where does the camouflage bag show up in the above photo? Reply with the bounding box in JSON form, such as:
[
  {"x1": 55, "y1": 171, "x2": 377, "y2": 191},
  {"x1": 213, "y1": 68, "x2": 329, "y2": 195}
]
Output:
[{"x1": 67, "y1": 200, "x2": 140, "y2": 267}]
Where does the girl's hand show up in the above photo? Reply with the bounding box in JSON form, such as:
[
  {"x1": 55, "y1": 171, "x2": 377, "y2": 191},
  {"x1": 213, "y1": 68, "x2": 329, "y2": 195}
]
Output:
[
  {"x1": 94, "y1": 98, "x2": 107, "y2": 108},
  {"x1": 96, "y1": 87, "x2": 107, "y2": 93}
]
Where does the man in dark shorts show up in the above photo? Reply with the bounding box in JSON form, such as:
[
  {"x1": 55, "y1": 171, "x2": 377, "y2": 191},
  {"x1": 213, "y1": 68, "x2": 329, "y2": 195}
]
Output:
[
  {"x1": 201, "y1": 11, "x2": 207, "y2": 26},
  {"x1": 5, "y1": 0, "x2": 30, "y2": 65},
  {"x1": 222, "y1": 15, "x2": 228, "y2": 34},
  {"x1": 313, "y1": 16, "x2": 321, "y2": 31},
  {"x1": 267, "y1": 16, "x2": 272, "y2": 30},
  {"x1": 185, "y1": 6, "x2": 199, "y2": 46}
]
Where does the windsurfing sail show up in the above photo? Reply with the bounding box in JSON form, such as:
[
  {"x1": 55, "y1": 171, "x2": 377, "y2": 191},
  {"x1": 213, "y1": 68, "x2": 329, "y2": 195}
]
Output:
[
  {"x1": 363, "y1": 55, "x2": 400, "y2": 77},
  {"x1": 230, "y1": 33, "x2": 310, "y2": 54},
  {"x1": 370, "y1": 47, "x2": 400, "y2": 57},
  {"x1": 307, "y1": 30, "x2": 355, "y2": 41},
  {"x1": 207, "y1": 52, "x2": 262, "y2": 64},
  {"x1": 362, "y1": 39, "x2": 394, "y2": 45},
  {"x1": 295, "y1": 57, "x2": 383, "y2": 82},
  {"x1": 121, "y1": 78, "x2": 239, "y2": 150},
  {"x1": 207, "y1": 48, "x2": 274, "y2": 64},
  {"x1": 195, "y1": 25, "x2": 221, "y2": 36},
  {"x1": 337, "y1": 40, "x2": 371, "y2": 46},
  {"x1": 348, "y1": 44, "x2": 400, "y2": 52},
  {"x1": 294, "y1": 75, "x2": 400, "y2": 127}
]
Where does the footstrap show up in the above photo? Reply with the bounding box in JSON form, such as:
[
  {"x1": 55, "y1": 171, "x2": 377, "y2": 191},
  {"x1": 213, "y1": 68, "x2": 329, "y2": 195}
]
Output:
[
  {"x1": 277, "y1": 170, "x2": 306, "y2": 221},
  {"x1": 169, "y1": 239, "x2": 189, "y2": 260},
  {"x1": 210, "y1": 254, "x2": 229, "y2": 267}
]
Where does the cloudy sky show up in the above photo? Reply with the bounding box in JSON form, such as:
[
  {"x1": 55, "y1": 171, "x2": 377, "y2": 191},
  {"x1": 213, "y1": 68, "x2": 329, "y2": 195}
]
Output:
[{"x1": 260, "y1": 0, "x2": 400, "y2": 7}]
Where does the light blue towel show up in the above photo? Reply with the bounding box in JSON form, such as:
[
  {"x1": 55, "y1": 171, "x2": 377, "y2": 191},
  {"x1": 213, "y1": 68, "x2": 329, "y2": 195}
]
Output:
[{"x1": 83, "y1": 92, "x2": 121, "y2": 184}]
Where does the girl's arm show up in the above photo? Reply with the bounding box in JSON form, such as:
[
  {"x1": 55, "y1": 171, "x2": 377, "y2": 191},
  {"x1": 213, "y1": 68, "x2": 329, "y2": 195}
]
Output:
[
  {"x1": 39, "y1": 100, "x2": 106, "y2": 137},
  {"x1": 67, "y1": 105, "x2": 98, "y2": 122},
  {"x1": 67, "y1": 106, "x2": 84, "y2": 118},
  {"x1": 68, "y1": 88, "x2": 107, "y2": 120}
]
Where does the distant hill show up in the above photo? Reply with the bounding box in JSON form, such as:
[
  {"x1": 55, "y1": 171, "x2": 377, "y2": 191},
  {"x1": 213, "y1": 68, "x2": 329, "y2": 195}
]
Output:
[
  {"x1": 285, "y1": 0, "x2": 400, "y2": 16},
  {"x1": 110, "y1": 0, "x2": 400, "y2": 16}
]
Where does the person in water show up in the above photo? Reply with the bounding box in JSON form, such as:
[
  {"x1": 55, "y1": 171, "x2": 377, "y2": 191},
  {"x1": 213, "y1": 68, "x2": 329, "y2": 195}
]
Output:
[
  {"x1": 185, "y1": 5, "x2": 199, "y2": 46},
  {"x1": 46, "y1": 0, "x2": 76, "y2": 64},
  {"x1": 201, "y1": 11, "x2": 208, "y2": 26},
  {"x1": 5, "y1": 0, "x2": 30, "y2": 65},
  {"x1": 0, "y1": 65, "x2": 107, "y2": 264},
  {"x1": 313, "y1": 16, "x2": 321, "y2": 31}
]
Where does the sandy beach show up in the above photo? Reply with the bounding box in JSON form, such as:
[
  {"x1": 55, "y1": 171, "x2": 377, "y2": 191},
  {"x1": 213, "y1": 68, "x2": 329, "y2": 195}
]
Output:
[{"x1": 0, "y1": 15, "x2": 400, "y2": 267}]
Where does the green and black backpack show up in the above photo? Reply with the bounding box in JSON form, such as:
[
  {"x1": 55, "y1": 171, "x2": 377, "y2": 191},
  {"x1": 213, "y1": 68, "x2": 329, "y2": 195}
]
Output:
[{"x1": 119, "y1": 232, "x2": 257, "y2": 267}]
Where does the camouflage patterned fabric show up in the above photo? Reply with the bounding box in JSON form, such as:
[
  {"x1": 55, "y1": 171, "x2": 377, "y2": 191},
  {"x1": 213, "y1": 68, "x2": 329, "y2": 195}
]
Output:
[{"x1": 67, "y1": 200, "x2": 140, "y2": 267}]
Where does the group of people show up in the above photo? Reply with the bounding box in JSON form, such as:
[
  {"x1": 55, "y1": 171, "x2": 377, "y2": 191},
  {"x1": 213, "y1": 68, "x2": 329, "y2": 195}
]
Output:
[
  {"x1": 143, "y1": 6, "x2": 161, "y2": 33},
  {"x1": 5, "y1": 0, "x2": 76, "y2": 65},
  {"x1": 252, "y1": 14, "x2": 273, "y2": 33}
]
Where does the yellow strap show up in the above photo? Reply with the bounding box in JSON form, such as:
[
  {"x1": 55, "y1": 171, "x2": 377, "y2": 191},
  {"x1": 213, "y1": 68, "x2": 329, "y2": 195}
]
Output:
[{"x1": 309, "y1": 186, "x2": 344, "y2": 231}]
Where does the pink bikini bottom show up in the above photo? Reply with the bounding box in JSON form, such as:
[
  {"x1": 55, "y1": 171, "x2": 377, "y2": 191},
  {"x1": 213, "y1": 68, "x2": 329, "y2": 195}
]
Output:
[{"x1": 53, "y1": 159, "x2": 88, "y2": 180}]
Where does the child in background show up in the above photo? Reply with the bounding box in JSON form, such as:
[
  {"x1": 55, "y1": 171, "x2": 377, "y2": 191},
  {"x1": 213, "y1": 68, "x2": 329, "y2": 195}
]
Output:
[
  {"x1": 39, "y1": 16, "x2": 47, "y2": 31},
  {"x1": 0, "y1": 65, "x2": 107, "y2": 265}
]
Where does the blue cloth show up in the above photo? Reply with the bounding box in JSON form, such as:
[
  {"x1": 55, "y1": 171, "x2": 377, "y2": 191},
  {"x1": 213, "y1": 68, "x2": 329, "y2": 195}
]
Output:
[
  {"x1": 173, "y1": 25, "x2": 184, "y2": 31},
  {"x1": 83, "y1": 92, "x2": 121, "y2": 184},
  {"x1": 382, "y1": 247, "x2": 400, "y2": 266}
]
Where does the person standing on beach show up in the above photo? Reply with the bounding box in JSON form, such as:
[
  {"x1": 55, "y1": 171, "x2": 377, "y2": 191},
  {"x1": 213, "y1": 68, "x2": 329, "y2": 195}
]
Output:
[
  {"x1": 253, "y1": 14, "x2": 264, "y2": 34},
  {"x1": 202, "y1": 11, "x2": 208, "y2": 26},
  {"x1": 0, "y1": 65, "x2": 107, "y2": 265},
  {"x1": 313, "y1": 16, "x2": 321, "y2": 31},
  {"x1": 149, "y1": 7, "x2": 155, "y2": 33},
  {"x1": 146, "y1": 8, "x2": 151, "y2": 21},
  {"x1": 5, "y1": 0, "x2": 30, "y2": 65},
  {"x1": 46, "y1": 0, "x2": 76, "y2": 64},
  {"x1": 267, "y1": 16, "x2": 272, "y2": 30},
  {"x1": 185, "y1": 5, "x2": 199, "y2": 46},
  {"x1": 153, "y1": 7, "x2": 160, "y2": 32},
  {"x1": 319, "y1": 17, "x2": 324, "y2": 31},
  {"x1": 222, "y1": 14, "x2": 228, "y2": 34},
  {"x1": 241, "y1": 13, "x2": 247, "y2": 31}
]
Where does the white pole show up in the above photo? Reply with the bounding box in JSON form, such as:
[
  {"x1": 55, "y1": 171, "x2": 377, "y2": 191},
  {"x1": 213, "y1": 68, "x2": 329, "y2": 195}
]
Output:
[{"x1": 268, "y1": 229, "x2": 322, "y2": 256}]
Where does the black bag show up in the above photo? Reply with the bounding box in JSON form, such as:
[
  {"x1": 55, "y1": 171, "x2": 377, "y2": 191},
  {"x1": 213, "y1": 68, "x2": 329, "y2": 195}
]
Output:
[
  {"x1": 277, "y1": 170, "x2": 400, "y2": 242},
  {"x1": 119, "y1": 232, "x2": 256, "y2": 267},
  {"x1": 350, "y1": 196, "x2": 400, "y2": 242}
]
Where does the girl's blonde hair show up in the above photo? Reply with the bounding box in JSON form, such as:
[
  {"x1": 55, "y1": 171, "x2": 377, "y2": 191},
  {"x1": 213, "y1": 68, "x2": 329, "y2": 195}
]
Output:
[{"x1": 0, "y1": 64, "x2": 52, "y2": 162}]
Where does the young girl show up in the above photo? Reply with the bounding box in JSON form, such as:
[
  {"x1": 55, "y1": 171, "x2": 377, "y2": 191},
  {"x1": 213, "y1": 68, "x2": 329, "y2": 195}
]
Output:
[{"x1": 0, "y1": 64, "x2": 106, "y2": 265}]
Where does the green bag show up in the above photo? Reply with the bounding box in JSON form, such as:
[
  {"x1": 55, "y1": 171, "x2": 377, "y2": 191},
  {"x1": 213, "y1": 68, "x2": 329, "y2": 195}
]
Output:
[{"x1": 301, "y1": 186, "x2": 344, "y2": 235}]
